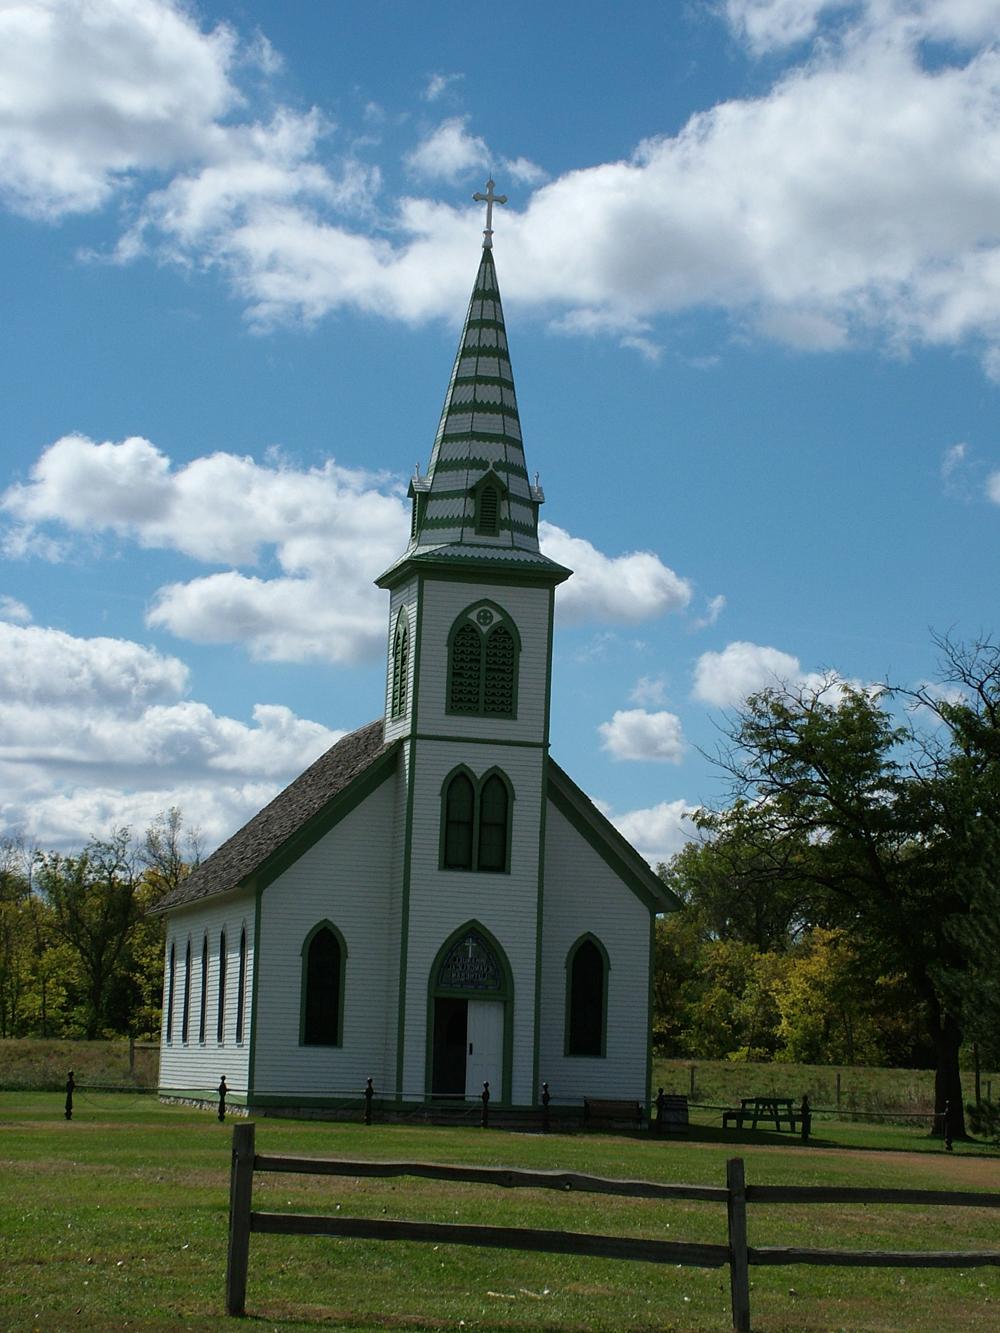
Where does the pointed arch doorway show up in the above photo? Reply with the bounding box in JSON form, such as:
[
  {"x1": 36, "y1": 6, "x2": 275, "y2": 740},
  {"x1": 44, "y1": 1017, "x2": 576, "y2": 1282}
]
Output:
[{"x1": 427, "y1": 923, "x2": 513, "y2": 1102}]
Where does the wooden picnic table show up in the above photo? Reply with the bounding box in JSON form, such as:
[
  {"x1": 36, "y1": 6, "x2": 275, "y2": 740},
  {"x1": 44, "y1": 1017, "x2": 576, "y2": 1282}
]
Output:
[{"x1": 723, "y1": 1096, "x2": 797, "y2": 1132}]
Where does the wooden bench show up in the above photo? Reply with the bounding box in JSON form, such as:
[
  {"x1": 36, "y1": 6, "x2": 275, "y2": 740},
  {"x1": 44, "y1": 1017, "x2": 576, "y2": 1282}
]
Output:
[
  {"x1": 723, "y1": 1097, "x2": 797, "y2": 1132},
  {"x1": 583, "y1": 1097, "x2": 643, "y2": 1128}
]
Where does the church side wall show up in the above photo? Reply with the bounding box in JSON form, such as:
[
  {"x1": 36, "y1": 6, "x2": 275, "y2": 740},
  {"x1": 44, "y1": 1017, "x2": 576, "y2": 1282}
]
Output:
[
  {"x1": 383, "y1": 577, "x2": 419, "y2": 745},
  {"x1": 252, "y1": 777, "x2": 396, "y2": 1097},
  {"x1": 382, "y1": 747, "x2": 409, "y2": 1093},
  {"x1": 415, "y1": 579, "x2": 551, "y2": 742},
  {"x1": 158, "y1": 890, "x2": 255, "y2": 1094},
  {"x1": 401, "y1": 740, "x2": 543, "y2": 1106},
  {"x1": 539, "y1": 800, "x2": 651, "y2": 1104}
]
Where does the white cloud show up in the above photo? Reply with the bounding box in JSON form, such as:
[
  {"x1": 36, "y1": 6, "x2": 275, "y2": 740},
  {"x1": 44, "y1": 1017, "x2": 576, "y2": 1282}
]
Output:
[
  {"x1": 423, "y1": 73, "x2": 463, "y2": 103},
  {"x1": 987, "y1": 470, "x2": 1000, "y2": 505},
  {"x1": 692, "y1": 640, "x2": 817, "y2": 707},
  {"x1": 405, "y1": 117, "x2": 488, "y2": 183},
  {"x1": 630, "y1": 675, "x2": 669, "y2": 706},
  {"x1": 598, "y1": 708, "x2": 686, "y2": 763},
  {"x1": 693, "y1": 593, "x2": 727, "y2": 631},
  {"x1": 542, "y1": 522, "x2": 692, "y2": 625},
  {"x1": 608, "y1": 798, "x2": 696, "y2": 867},
  {"x1": 0, "y1": 595, "x2": 31, "y2": 624},
  {"x1": 0, "y1": 620, "x2": 343, "y2": 851}
]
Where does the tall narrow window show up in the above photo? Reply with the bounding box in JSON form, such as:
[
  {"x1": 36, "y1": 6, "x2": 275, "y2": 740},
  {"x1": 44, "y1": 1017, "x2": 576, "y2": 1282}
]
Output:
[
  {"x1": 449, "y1": 622, "x2": 482, "y2": 713},
  {"x1": 235, "y1": 927, "x2": 248, "y2": 1044},
  {"x1": 181, "y1": 939, "x2": 192, "y2": 1043},
  {"x1": 476, "y1": 482, "x2": 500, "y2": 535},
  {"x1": 166, "y1": 942, "x2": 176, "y2": 1042},
  {"x1": 443, "y1": 772, "x2": 475, "y2": 869},
  {"x1": 567, "y1": 937, "x2": 607, "y2": 1057},
  {"x1": 199, "y1": 934, "x2": 208, "y2": 1043},
  {"x1": 391, "y1": 613, "x2": 409, "y2": 718},
  {"x1": 217, "y1": 930, "x2": 227, "y2": 1043},
  {"x1": 302, "y1": 925, "x2": 343, "y2": 1046},
  {"x1": 484, "y1": 625, "x2": 515, "y2": 715},
  {"x1": 477, "y1": 773, "x2": 509, "y2": 872}
]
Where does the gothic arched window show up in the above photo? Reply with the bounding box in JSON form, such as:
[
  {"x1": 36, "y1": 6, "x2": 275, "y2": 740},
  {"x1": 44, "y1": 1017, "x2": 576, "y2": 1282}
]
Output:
[
  {"x1": 440, "y1": 767, "x2": 513, "y2": 874},
  {"x1": 217, "y1": 930, "x2": 227, "y2": 1043},
  {"x1": 199, "y1": 934, "x2": 208, "y2": 1043},
  {"x1": 477, "y1": 773, "x2": 509, "y2": 872},
  {"x1": 446, "y1": 604, "x2": 519, "y2": 718},
  {"x1": 566, "y1": 935, "x2": 609, "y2": 1058},
  {"x1": 235, "y1": 927, "x2": 248, "y2": 1045},
  {"x1": 181, "y1": 938, "x2": 192, "y2": 1043},
  {"x1": 476, "y1": 482, "x2": 500, "y2": 535},
  {"x1": 443, "y1": 771, "x2": 475, "y2": 869},
  {"x1": 301, "y1": 923, "x2": 346, "y2": 1046},
  {"x1": 391, "y1": 612, "x2": 409, "y2": 718}
]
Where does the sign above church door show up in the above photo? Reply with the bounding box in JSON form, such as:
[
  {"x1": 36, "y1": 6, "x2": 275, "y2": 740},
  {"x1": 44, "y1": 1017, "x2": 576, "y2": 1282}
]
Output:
[{"x1": 438, "y1": 930, "x2": 503, "y2": 992}]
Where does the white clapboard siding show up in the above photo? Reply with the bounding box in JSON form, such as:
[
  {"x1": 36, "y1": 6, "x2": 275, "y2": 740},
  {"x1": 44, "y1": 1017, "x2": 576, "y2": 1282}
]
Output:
[
  {"x1": 416, "y1": 579, "x2": 552, "y2": 742},
  {"x1": 383, "y1": 578, "x2": 419, "y2": 745},
  {"x1": 158, "y1": 891, "x2": 255, "y2": 1094},
  {"x1": 400, "y1": 740, "x2": 544, "y2": 1104},
  {"x1": 252, "y1": 775, "x2": 396, "y2": 1096},
  {"x1": 538, "y1": 799, "x2": 651, "y2": 1104}
]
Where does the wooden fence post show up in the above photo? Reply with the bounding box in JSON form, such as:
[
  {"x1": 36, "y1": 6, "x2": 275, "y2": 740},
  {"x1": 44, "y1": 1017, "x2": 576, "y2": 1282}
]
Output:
[
  {"x1": 726, "y1": 1158, "x2": 751, "y2": 1332},
  {"x1": 64, "y1": 1071, "x2": 75, "y2": 1121},
  {"x1": 226, "y1": 1122, "x2": 255, "y2": 1316}
]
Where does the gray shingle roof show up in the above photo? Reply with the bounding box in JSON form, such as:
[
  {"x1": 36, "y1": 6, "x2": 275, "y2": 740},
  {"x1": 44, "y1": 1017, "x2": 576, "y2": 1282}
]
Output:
[{"x1": 151, "y1": 718, "x2": 394, "y2": 914}]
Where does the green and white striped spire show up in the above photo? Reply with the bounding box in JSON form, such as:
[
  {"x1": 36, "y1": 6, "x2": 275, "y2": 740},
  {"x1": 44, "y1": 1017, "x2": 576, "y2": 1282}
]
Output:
[{"x1": 407, "y1": 183, "x2": 544, "y2": 557}]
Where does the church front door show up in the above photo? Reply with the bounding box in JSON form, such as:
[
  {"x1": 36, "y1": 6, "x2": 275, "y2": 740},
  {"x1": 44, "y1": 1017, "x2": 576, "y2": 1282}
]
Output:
[
  {"x1": 465, "y1": 999, "x2": 503, "y2": 1100},
  {"x1": 429, "y1": 925, "x2": 510, "y2": 1103}
]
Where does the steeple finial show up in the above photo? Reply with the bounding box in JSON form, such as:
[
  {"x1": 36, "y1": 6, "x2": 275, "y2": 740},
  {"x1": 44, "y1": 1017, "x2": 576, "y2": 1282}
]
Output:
[{"x1": 472, "y1": 177, "x2": 507, "y2": 249}]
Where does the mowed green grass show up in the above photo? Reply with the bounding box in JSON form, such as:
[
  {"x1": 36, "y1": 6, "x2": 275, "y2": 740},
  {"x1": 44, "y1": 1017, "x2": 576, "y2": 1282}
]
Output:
[{"x1": 1, "y1": 1093, "x2": 998, "y2": 1331}]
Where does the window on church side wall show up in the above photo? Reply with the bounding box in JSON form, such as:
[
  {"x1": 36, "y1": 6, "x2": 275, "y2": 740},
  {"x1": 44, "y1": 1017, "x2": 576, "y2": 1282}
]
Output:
[
  {"x1": 182, "y1": 939, "x2": 191, "y2": 1043},
  {"x1": 566, "y1": 936, "x2": 608, "y2": 1058},
  {"x1": 166, "y1": 942, "x2": 175, "y2": 1042},
  {"x1": 391, "y1": 613, "x2": 409, "y2": 718},
  {"x1": 441, "y1": 768, "x2": 512, "y2": 874},
  {"x1": 217, "y1": 931, "x2": 227, "y2": 1043},
  {"x1": 199, "y1": 934, "x2": 208, "y2": 1043},
  {"x1": 446, "y1": 604, "x2": 519, "y2": 719},
  {"x1": 236, "y1": 927, "x2": 247, "y2": 1044},
  {"x1": 302, "y1": 924, "x2": 345, "y2": 1046}
]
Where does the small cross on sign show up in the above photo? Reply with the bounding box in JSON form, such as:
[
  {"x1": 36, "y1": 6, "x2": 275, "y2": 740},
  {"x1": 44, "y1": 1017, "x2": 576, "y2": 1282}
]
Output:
[{"x1": 473, "y1": 178, "x2": 507, "y2": 248}]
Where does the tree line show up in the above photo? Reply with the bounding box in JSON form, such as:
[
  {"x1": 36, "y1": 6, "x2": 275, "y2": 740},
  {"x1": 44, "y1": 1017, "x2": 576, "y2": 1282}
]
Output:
[{"x1": 0, "y1": 810, "x2": 198, "y2": 1042}]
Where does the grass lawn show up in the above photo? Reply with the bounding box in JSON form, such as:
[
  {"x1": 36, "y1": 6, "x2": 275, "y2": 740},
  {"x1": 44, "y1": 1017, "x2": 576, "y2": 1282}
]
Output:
[{"x1": 1, "y1": 1092, "x2": 997, "y2": 1331}]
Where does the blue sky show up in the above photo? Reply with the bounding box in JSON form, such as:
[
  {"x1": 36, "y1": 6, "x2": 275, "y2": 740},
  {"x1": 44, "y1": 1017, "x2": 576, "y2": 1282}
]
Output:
[{"x1": 2, "y1": 0, "x2": 1000, "y2": 861}]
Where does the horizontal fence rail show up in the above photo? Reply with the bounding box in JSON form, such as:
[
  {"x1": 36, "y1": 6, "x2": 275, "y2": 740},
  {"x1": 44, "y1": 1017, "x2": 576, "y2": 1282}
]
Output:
[{"x1": 226, "y1": 1123, "x2": 1000, "y2": 1330}]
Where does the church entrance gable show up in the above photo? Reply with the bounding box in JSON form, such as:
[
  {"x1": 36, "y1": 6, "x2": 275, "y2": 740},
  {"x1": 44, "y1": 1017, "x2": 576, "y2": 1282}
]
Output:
[{"x1": 426, "y1": 923, "x2": 512, "y2": 1102}]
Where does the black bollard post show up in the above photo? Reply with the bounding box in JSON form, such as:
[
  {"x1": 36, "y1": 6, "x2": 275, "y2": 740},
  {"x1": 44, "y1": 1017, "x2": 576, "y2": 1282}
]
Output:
[
  {"x1": 65, "y1": 1071, "x2": 75, "y2": 1121},
  {"x1": 944, "y1": 1100, "x2": 953, "y2": 1151},
  {"x1": 800, "y1": 1094, "x2": 811, "y2": 1143},
  {"x1": 364, "y1": 1077, "x2": 374, "y2": 1126},
  {"x1": 218, "y1": 1075, "x2": 228, "y2": 1122},
  {"x1": 655, "y1": 1087, "x2": 666, "y2": 1138},
  {"x1": 481, "y1": 1081, "x2": 490, "y2": 1128},
  {"x1": 541, "y1": 1081, "x2": 551, "y2": 1133}
]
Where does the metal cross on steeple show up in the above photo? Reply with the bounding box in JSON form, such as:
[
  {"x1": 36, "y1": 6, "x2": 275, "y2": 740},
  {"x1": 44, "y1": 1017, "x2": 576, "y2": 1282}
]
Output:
[{"x1": 473, "y1": 178, "x2": 507, "y2": 248}]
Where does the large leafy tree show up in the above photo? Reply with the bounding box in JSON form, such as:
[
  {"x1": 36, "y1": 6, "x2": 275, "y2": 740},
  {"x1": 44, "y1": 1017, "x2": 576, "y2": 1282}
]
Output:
[{"x1": 702, "y1": 653, "x2": 1000, "y2": 1142}]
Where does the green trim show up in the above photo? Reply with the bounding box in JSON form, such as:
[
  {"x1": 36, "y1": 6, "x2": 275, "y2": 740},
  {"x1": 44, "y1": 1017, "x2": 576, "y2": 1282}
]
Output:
[
  {"x1": 395, "y1": 734, "x2": 417, "y2": 1097},
  {"x1": 547, "y1": 764, "x2": 680, "y2": 914},
  {"x1": 424, "y1": 920, "x2": 515, "y2": 1105},
  {"x1": 414, "y1": 732, "x2": 544, "y2": 748},
  {"x1": 437, "y1": 763, "x2": 515, "y2": 874},
  {"x1": 298, "y1": 919, "x2": 349, "y2": 1047},
  {"x1": 563, "y1": 933, "x2": 610, "y2": 1059},
  {"x1": 532, "y1": 747, "x2": 548, "y2": 1105},
  {"x1": 246, "y1": 744, "x2": 400, "y2": 896},
  {"x1": 246, "y1": 888, "x2": 262, "y2": 1099},
  {"x1": 445, "y1": 599, "x2": 520, "y2": 720},
  {"x1": 377, "y1": 558, "x2": 571, "y2": 592}
]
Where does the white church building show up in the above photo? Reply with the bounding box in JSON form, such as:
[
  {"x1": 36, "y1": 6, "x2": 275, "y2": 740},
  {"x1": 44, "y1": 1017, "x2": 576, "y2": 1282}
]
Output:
[{"x1": 154, "y1": 195, "x2": 678, "y2": 1116}]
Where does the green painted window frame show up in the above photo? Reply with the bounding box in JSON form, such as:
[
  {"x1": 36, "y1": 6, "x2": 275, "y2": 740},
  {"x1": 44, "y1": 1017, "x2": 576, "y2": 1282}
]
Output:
[
  {"x1": 217, "y1": 930, "x2": 227, "y2": 1044},
  {"x1": 299, "y1": 920, "x2": 349, "y2": 1048},
  {"x1": 235, "y1": 926, "x2": 248, "y2": 1045},
  {"x1": 391, "y1": 610, "x2": 409, "y2": 718},
  {"x1": 198, "y1": 933, "x2": 208, "y2": 1044},
  {"x1": 181, "y1": 938, "x2": 192, "y2": 1044},
  {"x1": 564, "y1": 933, "x2": 610, "y2": 1059},
  {"x1": 438, "y1": 765, "x2": 515, "y2": 874},
  {"x1": 165, "y1": 941, "x2": 175, "y2": 1043},
  {"x1": 445, "y1": 600, "x2": 521, "y2": 719}
]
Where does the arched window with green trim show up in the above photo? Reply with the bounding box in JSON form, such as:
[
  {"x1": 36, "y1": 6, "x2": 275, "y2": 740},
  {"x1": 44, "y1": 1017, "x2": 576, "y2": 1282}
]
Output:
[
  {"x1": 566, "y1": 934, "x2": 609, "y2": 1058},
  {"x1": 440, "y1": 766, "x2": 513, "y2": 874},
  {"x1": 181, "y1": 938, "x2": 192, "y2": 1043},
  {"x1": 391, "y1": 611, "x2": 409, "y2": 718},
  {"x1": 301, "y1": 923, "x2": 347, "y2": 1046},
  {"x1": 198, "y1": 934, "x2": 208, "y2": 1043},
  {"x1": 446, "y1": 603, "x2": 519, "y2": 718},
  {"x1": 235, "y1": 926, "x2": 248, "y2": 1044},
  {"x1": 217, "y1": 930, "x2": 227, "y2": 1043},
  {"x1": 476, "y1": 482, "x2": 500, "y2": 535}
]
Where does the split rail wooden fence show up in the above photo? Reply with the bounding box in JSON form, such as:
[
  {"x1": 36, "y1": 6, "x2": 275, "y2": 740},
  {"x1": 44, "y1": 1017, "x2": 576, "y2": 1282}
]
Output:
[{"x1": 226, "y1": 1123, "x2": 1000, "y2": 1330}]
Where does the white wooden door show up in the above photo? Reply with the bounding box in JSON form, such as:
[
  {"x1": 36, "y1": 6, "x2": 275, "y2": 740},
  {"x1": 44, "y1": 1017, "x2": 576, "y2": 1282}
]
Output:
[{"x1": 464, "y1": 1000, "x2": 503, "y2": 1101}]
